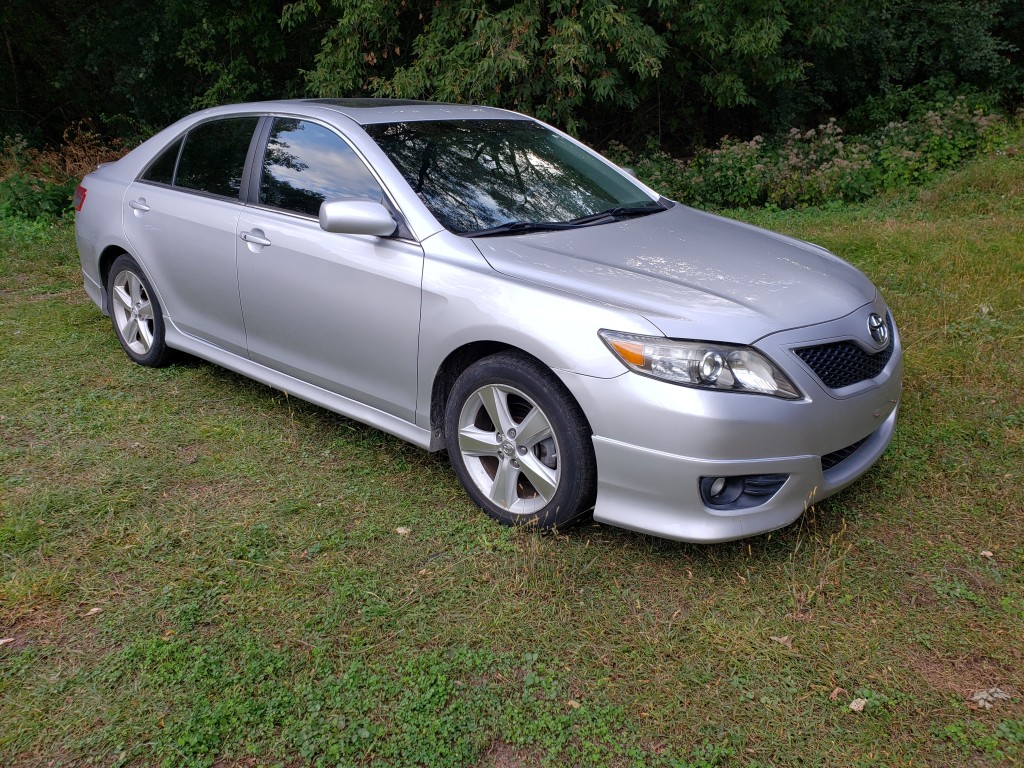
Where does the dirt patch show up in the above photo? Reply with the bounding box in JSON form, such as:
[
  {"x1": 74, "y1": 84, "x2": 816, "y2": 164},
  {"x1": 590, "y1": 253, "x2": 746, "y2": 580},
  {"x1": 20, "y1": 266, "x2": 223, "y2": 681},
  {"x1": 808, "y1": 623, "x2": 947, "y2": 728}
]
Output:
[
  {"x1": 475, "y1": 739, "x2": 543, "y2": 768},
  {"x1": 908, "y1": 649, "x2": 1018, "y2": 699},
  {"x1": 0, "y1": 600, "x2": 116, "y2": 656}
]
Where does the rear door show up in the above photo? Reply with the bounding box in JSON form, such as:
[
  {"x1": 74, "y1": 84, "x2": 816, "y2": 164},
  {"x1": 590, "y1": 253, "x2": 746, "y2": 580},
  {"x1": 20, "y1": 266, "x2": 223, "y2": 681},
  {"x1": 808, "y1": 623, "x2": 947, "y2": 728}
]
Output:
[
  {"x1": 123, "y1": 117, "x2": 260, "y2": 356},
  {"x1": 236, "y1": 117, "x2": 424, "y2": 422}
]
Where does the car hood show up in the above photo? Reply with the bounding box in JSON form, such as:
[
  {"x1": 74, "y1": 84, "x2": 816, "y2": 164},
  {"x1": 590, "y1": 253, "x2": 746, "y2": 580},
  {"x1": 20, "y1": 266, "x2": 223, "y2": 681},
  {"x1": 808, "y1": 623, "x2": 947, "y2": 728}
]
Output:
[{"x1": 472, "y1": 204, "x2": 877, "y2": 343}]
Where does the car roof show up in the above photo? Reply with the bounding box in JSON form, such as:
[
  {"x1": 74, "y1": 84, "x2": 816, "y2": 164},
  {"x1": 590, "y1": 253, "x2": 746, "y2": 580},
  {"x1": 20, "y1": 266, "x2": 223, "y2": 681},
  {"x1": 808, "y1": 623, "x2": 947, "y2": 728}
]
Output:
[{"x1": 249, "y1": 98, "x2": 531, "y2": 126}]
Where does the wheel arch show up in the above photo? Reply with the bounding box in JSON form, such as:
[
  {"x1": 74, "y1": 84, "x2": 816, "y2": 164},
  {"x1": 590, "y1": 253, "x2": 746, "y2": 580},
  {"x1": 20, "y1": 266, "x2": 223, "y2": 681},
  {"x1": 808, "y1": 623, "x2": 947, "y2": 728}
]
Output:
[
  {"x1": 97, "y1": 245, "x2": 130, "y2": 314},
  {"x1": 428, "y1": 341, "x2": 594, "y2": 451}
]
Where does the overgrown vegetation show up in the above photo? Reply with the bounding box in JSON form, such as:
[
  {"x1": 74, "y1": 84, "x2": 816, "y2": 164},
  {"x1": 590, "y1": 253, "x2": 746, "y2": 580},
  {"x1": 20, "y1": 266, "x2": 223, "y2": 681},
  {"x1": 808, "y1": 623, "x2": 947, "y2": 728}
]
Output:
[
  {"x1": 2, "y1": 2, "x2": 1022, "y2": 220},
  {"x1": 2, "y1": 144, "x2": 1023, "y2": 767},
  {"x1": 608, "y1": 92, "x2": 1024, "y2": 209},
  {"x1": 0, "y1": 127, "x2": 123, "y2": 221},
  {"x1": 3, "y1": 90, "x2": 1021, "y2": 222},
  {"x1": 4, "y1": 1, "x2": 1021, "y2": 147}
]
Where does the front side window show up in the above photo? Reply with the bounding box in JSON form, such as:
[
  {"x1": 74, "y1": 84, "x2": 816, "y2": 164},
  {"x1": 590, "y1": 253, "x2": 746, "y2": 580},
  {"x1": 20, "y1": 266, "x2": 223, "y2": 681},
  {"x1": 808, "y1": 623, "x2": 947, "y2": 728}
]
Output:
[
  {"x1": 259, "y1": 118, "x2": 384, "y2": 217},
  {"x1": 365, "y1": 119, "x2": 656, "y2": 234},
  {"x1": 175, "y1": 117, "x2": 259, "y2": 199}
]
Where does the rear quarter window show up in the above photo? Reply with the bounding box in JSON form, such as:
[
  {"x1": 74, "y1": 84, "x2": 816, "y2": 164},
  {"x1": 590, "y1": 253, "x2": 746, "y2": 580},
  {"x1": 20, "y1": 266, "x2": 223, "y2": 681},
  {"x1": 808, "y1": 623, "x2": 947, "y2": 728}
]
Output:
[{"x1": 140, "y1": 138, "x2": 182, "y2": 185}]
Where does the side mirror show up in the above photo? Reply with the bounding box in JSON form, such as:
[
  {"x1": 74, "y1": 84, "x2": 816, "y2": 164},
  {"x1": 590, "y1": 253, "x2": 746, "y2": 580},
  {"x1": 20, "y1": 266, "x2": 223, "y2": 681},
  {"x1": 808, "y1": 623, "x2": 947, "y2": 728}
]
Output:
[{"x1": 319, "y1": 200, "x2": 397, "y2": 237}]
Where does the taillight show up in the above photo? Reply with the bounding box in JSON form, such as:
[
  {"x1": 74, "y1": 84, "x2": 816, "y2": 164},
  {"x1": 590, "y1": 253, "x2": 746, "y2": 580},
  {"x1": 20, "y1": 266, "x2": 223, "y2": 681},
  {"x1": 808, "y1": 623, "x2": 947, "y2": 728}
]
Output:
[{"x1": 74, "y1": 185, "x2": 87, "y2": 211}]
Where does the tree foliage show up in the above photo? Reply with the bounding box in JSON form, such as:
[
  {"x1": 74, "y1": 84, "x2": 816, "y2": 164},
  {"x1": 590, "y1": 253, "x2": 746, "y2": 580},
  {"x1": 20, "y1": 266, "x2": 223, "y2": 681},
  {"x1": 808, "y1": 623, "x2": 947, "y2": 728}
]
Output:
[
  {"x1": 808, "y1": 0, "x2": 1018, "y2": 127},
  {"x1": 0, "y1": 0, "x2": 317, "y2": 142},
  {"x1": 0, "y1": 0, "x2": 1020, "y2": 149},
  {"x1": 283, "y1": 0, "x2": 856, "y2": 140}
]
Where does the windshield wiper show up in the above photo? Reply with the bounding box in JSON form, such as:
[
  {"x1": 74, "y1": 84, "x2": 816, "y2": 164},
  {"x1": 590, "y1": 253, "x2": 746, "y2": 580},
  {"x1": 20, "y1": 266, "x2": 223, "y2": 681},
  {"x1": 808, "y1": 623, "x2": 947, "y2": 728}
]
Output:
[
  {"x1": 566, "y1": 202, "x2": 668, "y2": 226},
  {"x1": 463, "y1": 220, "x2": 578, "y2": 238},
  {"x1": 464, "y1": 201, "x2": 669, "y2": 237}
]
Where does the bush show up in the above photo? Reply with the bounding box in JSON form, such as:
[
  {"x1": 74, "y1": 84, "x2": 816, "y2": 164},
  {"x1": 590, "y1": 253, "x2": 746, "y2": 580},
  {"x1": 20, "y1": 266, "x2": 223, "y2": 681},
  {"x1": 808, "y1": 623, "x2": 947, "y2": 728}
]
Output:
[
  {"x1": 604, "y1": 141, "x2": 691, "y2": 200},
  {"x1": 0, "y1": 171, "x2": 77, "y2": 220},
  {"x1": 687, "y1": 136, "x2": 773, "y2": 208},
  {"x1": 767, "y1": 121, "x2": 875, "y2": 207},
  {"x1": 873, "y1": 96, "x2": 997, "y2": 190},
  {"x1": 0, "y1": 126, "x2": 124, "y2": 221},
  {"x1": 609, "y1": 93, "x2": 1015, "y2": 210}
]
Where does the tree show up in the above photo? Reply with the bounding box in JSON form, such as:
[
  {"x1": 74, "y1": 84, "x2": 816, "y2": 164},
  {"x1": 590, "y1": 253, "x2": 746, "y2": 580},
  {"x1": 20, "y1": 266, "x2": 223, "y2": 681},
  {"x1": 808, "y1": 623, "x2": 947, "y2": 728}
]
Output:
[
  {"x1": 806, "y1": 0, "x2": 1017, "y2": 126},
  {"x1": 2, "y1": 0, "x2": 1019, "y2": 149},
  {"x1": 284, "y1": 0, "x2": 853, "y2": 145},
  {"x1": 0, "y1": 0, "x2": 319, "y2": 142}
]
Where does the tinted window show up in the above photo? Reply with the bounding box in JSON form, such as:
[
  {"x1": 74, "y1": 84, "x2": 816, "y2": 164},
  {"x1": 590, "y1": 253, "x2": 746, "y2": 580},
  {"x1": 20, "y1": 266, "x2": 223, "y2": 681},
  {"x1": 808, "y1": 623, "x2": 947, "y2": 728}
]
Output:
[
  {"x1": 175, "y1": 117, "x2": 259, "y2": 199},
  {"x1": 365, "y1": 119, "x2": 650, "y2": 234},
  {"x1": 141, "y1": 138, "x2": 182, "y2": 185},
  {"x1": 259, "y1": 118, "x2": 383, "y2": 217}
]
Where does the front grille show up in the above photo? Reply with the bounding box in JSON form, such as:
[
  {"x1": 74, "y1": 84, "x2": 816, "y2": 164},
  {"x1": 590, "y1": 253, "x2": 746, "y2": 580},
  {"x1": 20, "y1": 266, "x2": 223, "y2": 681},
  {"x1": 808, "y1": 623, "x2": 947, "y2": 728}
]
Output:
[
  {"x1": 795, "y1": 315, "x2": 894, "y2": 389},
  {"x1": 821, "y1": 437, "x2": 868, "y2": 472}
]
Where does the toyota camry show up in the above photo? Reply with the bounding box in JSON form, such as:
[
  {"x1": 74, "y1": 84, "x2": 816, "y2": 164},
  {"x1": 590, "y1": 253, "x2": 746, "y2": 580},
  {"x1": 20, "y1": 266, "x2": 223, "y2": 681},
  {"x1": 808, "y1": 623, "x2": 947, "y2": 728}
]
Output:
[{"x1": 74, "y1": 99, "x2": 902, "y2": 542}]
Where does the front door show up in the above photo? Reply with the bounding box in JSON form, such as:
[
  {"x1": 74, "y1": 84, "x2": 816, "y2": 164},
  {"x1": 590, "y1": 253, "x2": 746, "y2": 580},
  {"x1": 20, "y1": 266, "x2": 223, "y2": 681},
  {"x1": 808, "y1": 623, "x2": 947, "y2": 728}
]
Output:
[{"x1": 236, "y1": 118, "x2": 423, "y2": 422}]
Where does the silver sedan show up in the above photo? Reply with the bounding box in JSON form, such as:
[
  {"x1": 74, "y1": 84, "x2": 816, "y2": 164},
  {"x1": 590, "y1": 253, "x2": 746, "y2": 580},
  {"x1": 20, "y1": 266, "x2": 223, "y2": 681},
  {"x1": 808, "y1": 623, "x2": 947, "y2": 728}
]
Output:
[{"x1": 74, "y1": 99, "x2": 902, "y2": 542}]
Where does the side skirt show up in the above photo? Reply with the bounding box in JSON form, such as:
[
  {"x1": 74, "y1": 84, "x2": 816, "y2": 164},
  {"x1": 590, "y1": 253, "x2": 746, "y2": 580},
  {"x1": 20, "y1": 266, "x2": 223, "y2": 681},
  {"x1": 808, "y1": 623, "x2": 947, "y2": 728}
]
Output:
[{"x1": 164, "y1": 322, "x2": 434, "y2": 451}]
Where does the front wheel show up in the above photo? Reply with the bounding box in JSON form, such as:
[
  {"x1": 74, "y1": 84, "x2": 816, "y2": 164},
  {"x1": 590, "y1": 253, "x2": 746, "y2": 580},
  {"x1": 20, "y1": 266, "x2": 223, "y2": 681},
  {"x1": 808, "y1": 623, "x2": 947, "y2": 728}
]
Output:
[
  {"x1": 445, "y1": 352, "x2": 596, "y2": 530},
  {"x1": 107, "y1": 254, "x2": 174, "y2": 367}
]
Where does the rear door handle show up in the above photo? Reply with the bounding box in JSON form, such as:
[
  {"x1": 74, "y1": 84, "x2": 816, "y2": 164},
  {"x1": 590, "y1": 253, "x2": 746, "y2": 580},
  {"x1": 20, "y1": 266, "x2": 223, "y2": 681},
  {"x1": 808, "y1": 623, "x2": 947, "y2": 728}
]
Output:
[
  {"x1": 128, "y1": 198, "x2": 150, "y2": 212},
  {"x1": 240, "y1": 230, "x2": 272, "y2": 247}
]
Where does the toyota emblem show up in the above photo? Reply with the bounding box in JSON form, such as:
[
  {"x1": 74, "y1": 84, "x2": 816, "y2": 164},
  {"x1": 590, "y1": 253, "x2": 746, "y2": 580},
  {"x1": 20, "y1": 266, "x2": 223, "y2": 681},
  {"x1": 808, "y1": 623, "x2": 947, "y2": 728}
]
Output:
[{"x1": 867, "y1": 313, "x2": 889, "y2": 346}]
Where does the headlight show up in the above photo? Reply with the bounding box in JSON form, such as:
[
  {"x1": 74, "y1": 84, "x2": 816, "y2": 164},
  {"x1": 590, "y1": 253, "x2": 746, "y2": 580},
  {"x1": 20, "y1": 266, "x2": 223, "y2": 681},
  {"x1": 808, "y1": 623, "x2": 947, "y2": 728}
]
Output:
[{"x1": 598, "y1": 330, "x2": 801, "y2": 399}]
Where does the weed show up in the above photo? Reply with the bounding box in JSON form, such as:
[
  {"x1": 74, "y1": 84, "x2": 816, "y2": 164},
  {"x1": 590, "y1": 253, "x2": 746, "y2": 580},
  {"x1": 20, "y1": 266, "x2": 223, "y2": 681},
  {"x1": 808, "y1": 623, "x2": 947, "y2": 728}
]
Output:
[{"x1": 942, "y1": 718, "x2": 1024, "y2": 761}]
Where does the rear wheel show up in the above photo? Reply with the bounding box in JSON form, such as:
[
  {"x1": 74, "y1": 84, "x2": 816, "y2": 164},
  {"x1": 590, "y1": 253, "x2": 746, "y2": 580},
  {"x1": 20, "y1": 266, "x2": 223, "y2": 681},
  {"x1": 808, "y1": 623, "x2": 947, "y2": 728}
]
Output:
[
  {"x1": 445, "y1": 351, "x2": 596, "y2": 529},
  {"x1": 107, "y1": 254, "x2": 174, "y2": 367}
]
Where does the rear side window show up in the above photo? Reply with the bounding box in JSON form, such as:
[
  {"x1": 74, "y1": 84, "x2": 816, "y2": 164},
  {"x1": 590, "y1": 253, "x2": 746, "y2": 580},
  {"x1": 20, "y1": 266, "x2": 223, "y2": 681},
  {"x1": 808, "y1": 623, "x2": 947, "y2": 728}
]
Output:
[
  {"x1": 259, "y1": 118, "x2": 383, "y2": 217},
  {"x1": 175, "y1": 117, "x2": 259, "y2": 199}
]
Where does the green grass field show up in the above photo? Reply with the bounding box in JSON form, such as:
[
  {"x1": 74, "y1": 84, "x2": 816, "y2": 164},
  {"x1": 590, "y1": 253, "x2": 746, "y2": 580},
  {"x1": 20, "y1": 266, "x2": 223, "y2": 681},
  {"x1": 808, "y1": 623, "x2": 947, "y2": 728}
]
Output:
[{"x1": 2, "y1": 151, "x2": 1022, "y2": 767}]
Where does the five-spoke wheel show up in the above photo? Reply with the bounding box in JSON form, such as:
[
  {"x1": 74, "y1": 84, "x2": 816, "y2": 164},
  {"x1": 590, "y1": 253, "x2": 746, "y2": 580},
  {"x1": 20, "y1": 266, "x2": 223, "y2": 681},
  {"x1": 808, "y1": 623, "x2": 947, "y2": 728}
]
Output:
[
  {"x1": 107, "y1": 254, "x2": 173, "y2": 367},
  {"x1": 445, "y1": 351, "x2": 595, "y2": 529}
]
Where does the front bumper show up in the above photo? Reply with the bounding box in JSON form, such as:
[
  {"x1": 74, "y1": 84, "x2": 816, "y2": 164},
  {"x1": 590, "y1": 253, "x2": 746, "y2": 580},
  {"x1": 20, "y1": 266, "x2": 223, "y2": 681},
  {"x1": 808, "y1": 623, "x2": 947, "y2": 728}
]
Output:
[
  {"x1": 556, "y1": 307, "x2": 902, "y2": 542},
  {"x1": 589, "y1": 407, "x2": 896, "y2": 542}
]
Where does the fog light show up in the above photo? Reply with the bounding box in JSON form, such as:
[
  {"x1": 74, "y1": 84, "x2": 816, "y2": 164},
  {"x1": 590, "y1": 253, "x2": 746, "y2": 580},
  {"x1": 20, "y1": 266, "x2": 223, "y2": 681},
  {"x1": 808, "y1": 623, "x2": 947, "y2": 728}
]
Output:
[
  {"x1": 708, "y1": 476, "x2": 727, "y2": 497},
  {"x1": 699, "y1": 473, "x2": 789, "y2": 511},
  {"x1": 699, "y1": 475, "x2": 744, "y2": 506}
]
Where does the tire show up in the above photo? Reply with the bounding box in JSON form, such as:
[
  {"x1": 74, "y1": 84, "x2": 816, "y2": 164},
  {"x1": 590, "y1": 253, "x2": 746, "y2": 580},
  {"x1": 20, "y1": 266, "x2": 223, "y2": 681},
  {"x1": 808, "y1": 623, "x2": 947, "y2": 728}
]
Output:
[
  {"x1": 107, "y1": 254, "x2": 174, "y2": 367},
  {"x1": 445, "y1": 351, "x2": 596, "y2": 530}
]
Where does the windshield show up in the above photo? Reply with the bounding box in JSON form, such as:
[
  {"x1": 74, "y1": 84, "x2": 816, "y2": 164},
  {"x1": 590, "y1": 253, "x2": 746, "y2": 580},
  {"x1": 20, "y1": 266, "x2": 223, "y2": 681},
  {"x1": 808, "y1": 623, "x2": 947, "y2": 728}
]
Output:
[{"x1": 364, "y1": 119, "x2": 658, "y2": 235}]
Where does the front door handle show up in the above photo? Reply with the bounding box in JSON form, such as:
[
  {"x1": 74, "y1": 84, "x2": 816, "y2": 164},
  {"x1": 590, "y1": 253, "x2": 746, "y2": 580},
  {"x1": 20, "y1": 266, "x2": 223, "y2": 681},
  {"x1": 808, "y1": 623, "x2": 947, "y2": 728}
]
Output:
[{"x1": 240, "y1": 230, "x2": 272, "y2": 247}]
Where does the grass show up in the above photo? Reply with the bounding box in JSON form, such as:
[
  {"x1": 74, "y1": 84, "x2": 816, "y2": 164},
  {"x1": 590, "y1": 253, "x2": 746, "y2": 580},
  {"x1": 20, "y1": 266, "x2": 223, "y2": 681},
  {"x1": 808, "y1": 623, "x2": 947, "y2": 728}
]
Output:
[{"x1": 2, "y1": 150, "x2": 1023, "y2": 767}]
